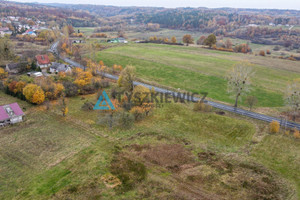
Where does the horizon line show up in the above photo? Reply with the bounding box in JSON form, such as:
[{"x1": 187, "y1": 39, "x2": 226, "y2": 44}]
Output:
[{"x1": 6, "y1": 0, "x2": 300, "y2": 11}]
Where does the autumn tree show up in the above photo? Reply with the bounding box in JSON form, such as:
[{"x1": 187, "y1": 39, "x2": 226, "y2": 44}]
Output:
[
  {"x1": 204, "y1": 34, "x2": 217, "y2": 48},
  {"x1": 32, "y1": 88, "x2": 45, "y2": 104},
  {"x1": 285, "y1": 79, "x2": 300, "y2": 121},
  {"x1": 227, "y1": 62, "x2": 254, "y2": 108},
  {"x1": 0, "y1": 68, "x2": 7, "y2": 79},
  {"x1": 0, "y1": 38, "x2": 15, "y2": 62},
  {"x1": 131, "y1": 85, "x2": 150, "y2": 106},
  {"x1": 171, "y1": 36, "x2": 177, "y2": 43},
  {"x1": 74, "y1": 69, "x2": 93, "y2": 88},
  {"x1": 225, "y1": 39, "x2": 233, "y2": 49},
  {"x1": 182, "y1": 34, "x2": 194, "y2": 46},
  {"x1": 60, "y1": 95, "x2": 68, "y2": 117},
  {"x1": 23, "y1": 84, "x2": 45, "y2": 104},
  {"x1": 197, "y1": 36, "x2": 206, "y2": 45},
  {"x1": 15, "y1": 81, "x2": 26, "y2": 94},
  {"x1": 118, "y1": 65, "x2": 136, "y2": 93}
]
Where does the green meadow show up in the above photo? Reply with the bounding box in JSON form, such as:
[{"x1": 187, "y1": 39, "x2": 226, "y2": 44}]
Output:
[{"x1": 93, "y1": 43, "x2": 300, "y2": 108}]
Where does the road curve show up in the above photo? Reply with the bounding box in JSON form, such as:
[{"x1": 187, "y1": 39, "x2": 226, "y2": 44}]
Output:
[{"x1": 50, "y1": 42, "x2": 300, "y2": 130}]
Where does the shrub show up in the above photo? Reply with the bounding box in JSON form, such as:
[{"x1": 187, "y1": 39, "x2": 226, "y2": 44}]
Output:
[
  {"x1": 98, "y1": 113, "x2": 119, "y2": 129},
  {"x1": 100, "y1": 80, "x2": 110, "y2": 88},
  {"x1": 288, "y1": 56, "x2": 297, "y2": 61},
  {"x1": 234, "y1": 43, "x2": 252, "y2": 53},
  {"x1": 130, "y1": 106, "x2": 145, "y2": 121},
  {"x1": 293, "y1": 129, "x2": 300, "y2": 139},
  {"x1": 63, "y1": 81, "x2": 79, "y2": 97},
  {"x1": 118, "y1": 111, "x2": 135, "y2": 129},
  {"x1": 245, "y1": 96, "x2": 258, "y2": 111},
  {"x1": 81, "y1": 101, "x2": 94, "y2": 111},
  {"x1": 110, "y1": 155, "x2": 147, "y2": 192},
  {"x1": 273, "y1": 46, "x2": 280, "y2": 51},
  {"x1": 132, "y1": 85, "x2": 150, "y2": 106},
  {"x1": 193, "y1": 101, "x2": 212, "y2": 112},
  {"x1": 259, "y1": 50, "x2": 265, "y2": 56},
  {"x1": 269, "y1": 121, "x2": 280, "y2": 133},
  {"x1": 284, "y1": 131, "x2": 289, "y2": 136}
]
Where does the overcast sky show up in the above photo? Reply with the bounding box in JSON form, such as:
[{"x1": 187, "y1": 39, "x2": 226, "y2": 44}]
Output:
[{"x1": 12, "y1": 0, "x2": 300, "y2": 10}]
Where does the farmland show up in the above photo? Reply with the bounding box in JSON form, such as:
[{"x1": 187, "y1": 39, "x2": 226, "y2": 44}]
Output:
[{"x1": 92, "y1": 43, "x2": 300, "y2": 108}]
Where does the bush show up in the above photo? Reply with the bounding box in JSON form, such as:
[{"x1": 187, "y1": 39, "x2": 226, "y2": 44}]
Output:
[
  {"x1": 130, "y1": 106, "x2": 145, "y2": 121},
  {"x1": 100, "y1": 80, "x2": 110, "y2": 88},
  {"x1": 293, "y1": 129, "x2": 300, "y2": 139},
  {"x1": 81, "y1": 101, "x2": 94, "y2": 111},
  {"x1": 63, "y1": 81, "x2": 79, "y2": 97},
  {"x1": 98, "y1": 113, "x2": 119, "y2": 129},
  {"x1": 118, "y1": 111, "x2": 135, "y2": 129},
  {"x1": 110, "y1": 155, "x2": 147, "y2": 192},
  {"x1": 234, "y1": 43, "x2": 252, "y2": 53},
  {"x1": 98, "y1": 111, "x2": 135, "y2": 129},
  {"x1": 259, "y1": 50, "x2": 265, "y2": 56},
  {"x1": 193, "y1": 101, "x2": 212, "y2": 112},
  {"x1": 132, "y1": 85, "x2": 150, "y2": 106},
  {"x1": 273, "y1": 46, "x2": 280, "y2": 51},
  {"x1": 269, "y1": 121, "x2": 280, "y2": 133},
  {"x1": 284, "y1": 131, "x2": 290, "y2": 136}
]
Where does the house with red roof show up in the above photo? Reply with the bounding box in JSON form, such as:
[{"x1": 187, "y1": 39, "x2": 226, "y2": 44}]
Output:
[
  {"x1": 35, "y1": 55, "x2": 51, "y2": 70},
  {"x1": 0, "y1": 103, "x2": 24, "y2": 126}
]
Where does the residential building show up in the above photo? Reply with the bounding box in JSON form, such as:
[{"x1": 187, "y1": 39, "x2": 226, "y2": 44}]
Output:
[
  {"x1": 0, "y1": 103, "x2": 24, "y2": 126},
  {"x1": 5, "y1": 63, "x2": 25, "y2": 74},
  {"x1": 50, "y1": 62, "x2": 72, "y2": 73},
  {"x1": 35, "y1": 55, "x2": 51, "y2": 70}
]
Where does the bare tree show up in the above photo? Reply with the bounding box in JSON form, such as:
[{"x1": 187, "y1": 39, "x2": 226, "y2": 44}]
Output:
[
  {"x1": 285, "y1": 79, "x2": 300, "y2": 121},
  {"x1": 227, "y1": 62, "x2": 254, "y2": 108},
  {"x1": 245, "y1": 96, "x2": 258, "y2": 111},
  {"x1": 225, "y1": 39, "x2": 233, "y2": 49}
]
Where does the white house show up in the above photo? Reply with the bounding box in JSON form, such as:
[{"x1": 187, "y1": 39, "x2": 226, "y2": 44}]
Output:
[
  {"x1": 35, "y1": 55, "x2": 51, "y2": 70},
  {"x1": 0, "y1": 103, "x2": 24, "y2": 126}
]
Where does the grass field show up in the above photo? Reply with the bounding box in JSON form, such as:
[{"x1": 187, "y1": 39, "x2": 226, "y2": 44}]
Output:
[
  {"x1": 1, "y1": 88, "x2": 300, "y2": 199},
  {"x1": 91, "y1": 43, "x2": 300, "y2": 108},
  {"x1": 77, "y1": 26, "x2": 300, "y2": 58}
]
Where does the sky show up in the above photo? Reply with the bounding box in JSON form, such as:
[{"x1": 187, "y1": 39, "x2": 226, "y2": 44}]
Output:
[{"x1": 12, "y1": 0, "x2": 300, "y2": 10}]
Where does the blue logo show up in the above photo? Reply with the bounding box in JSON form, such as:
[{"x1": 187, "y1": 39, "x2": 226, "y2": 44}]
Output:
[{"x1": 94, "y1": 90, "x2": 115, "y2": 110}]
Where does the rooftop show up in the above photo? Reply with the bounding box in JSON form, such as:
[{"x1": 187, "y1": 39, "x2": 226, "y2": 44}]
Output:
[{"x1": 0, "y1": 103, "x2": 24, "y2": 121}]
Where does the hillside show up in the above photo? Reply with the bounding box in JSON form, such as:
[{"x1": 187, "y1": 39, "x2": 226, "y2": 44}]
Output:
[
  {"x1": 1, "y1": 89, "x2": 299, "y2": 199},
  {"x1": 0, "y1": 1, "x2": 300, "y2": 199}
]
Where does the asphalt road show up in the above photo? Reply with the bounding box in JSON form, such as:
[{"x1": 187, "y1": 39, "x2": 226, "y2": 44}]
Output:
[{"x1": 50, "y1": 42, "x2": 300, "y2": 130}]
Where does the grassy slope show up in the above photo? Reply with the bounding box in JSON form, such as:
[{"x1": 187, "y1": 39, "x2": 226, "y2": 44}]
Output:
[
  {"x1": 1, "y1": 88, "x2": 299, "y2": 199},
  {"x1": 93, "y1": 43, "x2": 300, "y2": 107},
  {"x1": 0, "y1": 93, "x2": 96, "y2": 199}
]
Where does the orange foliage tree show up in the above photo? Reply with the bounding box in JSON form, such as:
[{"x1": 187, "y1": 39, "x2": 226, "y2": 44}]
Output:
[
  {"x1": 171, "y1": 36, "x2": 177, "y2": 43},
  {"x1": 23, "y1": 84, "x2": 45, "y2": 104},
  {"x1": 182, "y1": 34, "x2": 194, "y2": 46}
]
